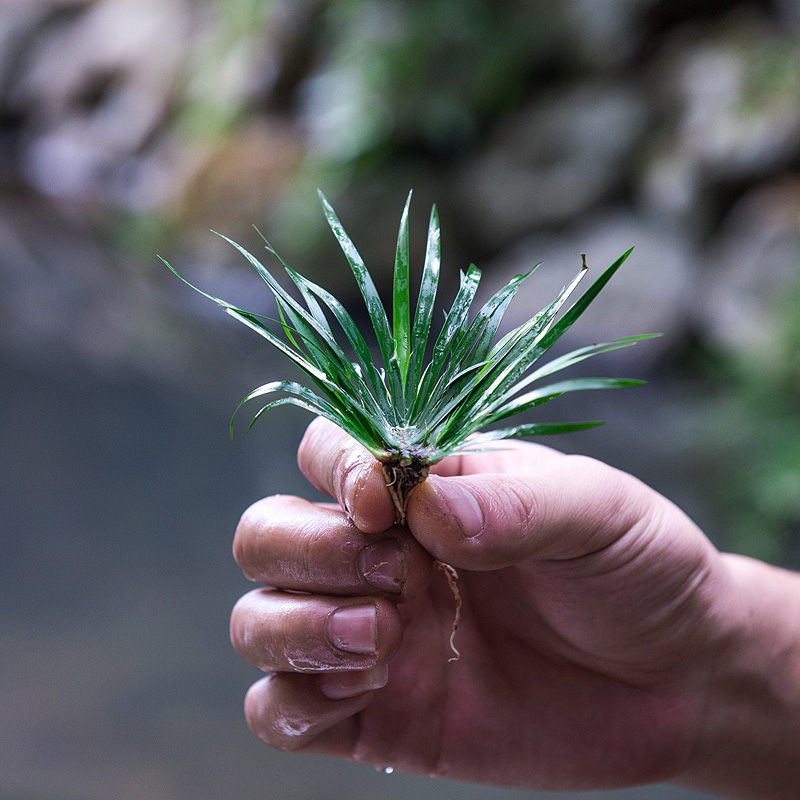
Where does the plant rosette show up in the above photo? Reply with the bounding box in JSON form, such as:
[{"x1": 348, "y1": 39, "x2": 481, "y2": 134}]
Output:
[{"x1": 163, "y1": 191, "x2": 655, "y2": 657}]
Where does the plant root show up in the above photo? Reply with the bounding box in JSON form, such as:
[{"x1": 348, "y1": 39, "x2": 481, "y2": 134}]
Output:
[
  {"x1": 436, "y1": 561, "x2": 461, "y2": 662},
  {"x1": 382, "y1": 458, "x2": 462, "y2": 663}
]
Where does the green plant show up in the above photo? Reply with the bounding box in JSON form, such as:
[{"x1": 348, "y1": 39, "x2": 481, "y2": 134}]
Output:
[{"x1": 163, "y1": 191, "x2": 652, "y2": 520}]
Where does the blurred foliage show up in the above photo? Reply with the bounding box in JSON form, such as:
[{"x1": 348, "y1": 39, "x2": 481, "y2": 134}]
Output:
[
  {"x1": 688, "y1": 270, "x2": 800, "y2": 565},
  {"x1": 721, "y1": 277, "x2": 800, "y2": 565},
  {"x1": 310, "y1": 0, "x2": 564, "y2": 164},
  {"x1": 178, "y1": 0, "x2": 275, "y2": 142}
]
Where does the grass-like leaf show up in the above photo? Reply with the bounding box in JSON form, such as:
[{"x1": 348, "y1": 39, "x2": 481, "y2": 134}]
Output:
[{"x1": 163, "y1": 192, "x2": 654, "y2": 513}]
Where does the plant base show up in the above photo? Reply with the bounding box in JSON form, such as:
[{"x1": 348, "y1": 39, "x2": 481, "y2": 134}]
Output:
[{"x1": 382, "y1": 457, "x2": 430, "y2": 526}]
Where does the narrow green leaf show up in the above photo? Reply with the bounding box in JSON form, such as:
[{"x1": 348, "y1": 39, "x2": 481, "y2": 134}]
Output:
[
  {"x1": 409, "y1": 266, "x2": 538, "y2": 421},
  {"x1": 465, "y1": 420, "x2": 605, "y2": 446},
  {"x1": 393, "y1": 191, "x2": 412, "y2": 381},
  {"x1": 167, "y1": 201, "x2": 647, "y2": 472},
  {"x1": 286, "y1": 270, "x2": 395, "y2": 421},
  {"x1": 232, "y1": 380, "x2": 340, "y2": 436},
  {"x1": 433, "y1": 266, "x2": 481, "y2": 365},
  {"x1": 533, "y1": 248, "x2": 635, "y2": 358},
  {"x1": 456, "y1": 265, "x2": 540, "y2": 368},
  {"x1": 275, "y1": 301, "x2": 303, "y2": 352},
  {"x1": 224, "y1": 308, "x2": 325, "y2": 381},
  {"x1": 156, "y1": 261, "x2": 332, "y2": 394},
  {"x1": 224, "y1": 307, "x2": 386, "y2": 445},
  {"x1": 247, "y1": 398, "x2": 383, "y2": 458},
  {"x1": 318, "y1": 191, "x2": 394, "y2": 366},
  {"x1": 254, "y1": 226, "x2": 334, "y2": 338},
  {"x1": 408, "y1": 264, "x2": 481, "y2": 412},
  {"x1": 486, "y1": 377, "x2": 645, "y2": 424},
  {"x1": 487, "y1": 335, "x2": 657, "y2": 413},
  {"x1": 213, "y1": 233, "x2": 395, "y2": 428},
  {"x1": 522, "y1": 334, "x2": 660, "y2": 386},
  {"x1": 212, "y1": 234, "x2": 337, "y2": 372},
  {"x1": 248, "y1": 397, "x2": 334, "y2": 430},
  {"x1": 407, "y1": 205, "x2": 441, "y2": 388},
  {"x1": 489, "y1": 266, "x2": 587, "y2": 365},
  {"x1": 440, "y1": 266, "x2": 589, "y2": 442}
]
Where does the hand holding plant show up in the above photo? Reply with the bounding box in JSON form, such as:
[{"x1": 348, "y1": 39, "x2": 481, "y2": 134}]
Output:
[
  {"x1": 168, "y1": 192, "x2": 800, "y2": 795},
  {"x1": 231, "y1": 423, "x2": 800, "y2": 797}
]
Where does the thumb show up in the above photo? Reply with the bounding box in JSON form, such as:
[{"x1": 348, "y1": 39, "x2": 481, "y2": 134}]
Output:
[{"x1": 406, "y1": 455, "x2": 659, "y2": 571}]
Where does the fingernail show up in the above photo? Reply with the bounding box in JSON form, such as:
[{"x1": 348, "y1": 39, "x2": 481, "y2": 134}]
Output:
[
  {"x1": 327, "y1": 605, "x2": 377, "y2": 654},
  {"x1": 319, "y1": 664, "x2": 389, "y2": 700},
  {"x1": 432, "y1": 477, "x2": 484, "y2": 538},
  {"x1": 359, "y1": 539, "x2": 405, "y2": 593}
]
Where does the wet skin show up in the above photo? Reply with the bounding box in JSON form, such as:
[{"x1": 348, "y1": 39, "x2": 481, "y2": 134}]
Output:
[{"x1": 230, "y1": 417, "x2": 800, "y2": 796}]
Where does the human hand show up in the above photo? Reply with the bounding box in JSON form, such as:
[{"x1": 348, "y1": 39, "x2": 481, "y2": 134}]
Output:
[{"x1": 230, "y1": 417, "x2": 800, "y2": 797}]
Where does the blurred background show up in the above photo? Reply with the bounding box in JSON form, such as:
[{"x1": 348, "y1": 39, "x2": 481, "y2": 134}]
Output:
[{"x1": 1, "y1": 0, "x2": 798, "y2": 798}]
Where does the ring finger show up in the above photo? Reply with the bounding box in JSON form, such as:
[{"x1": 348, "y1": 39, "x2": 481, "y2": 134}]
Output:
[{"x1": 230, "y1": 587, "x2": 403, "y2": 673}]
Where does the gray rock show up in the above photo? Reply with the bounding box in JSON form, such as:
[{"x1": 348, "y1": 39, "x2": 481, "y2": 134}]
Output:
[
  {"x1": 9, "y1": 0, "x2": 185, "y2": 205},
  {"x1": 665, "y1": 30, "x2": 800, "y2": 185},
  {"x1": 565, "y1": 0, "x2": 663, "y2": 66},
  {"x1": 697, "y1": 179, "x2": 800, "y2": 356},
  {"x1": 457, "y1": 83, "x2": 651, "y2": 247},
  {"x1": 481, "y1": 210, "x2": 695, "y2": 368}
]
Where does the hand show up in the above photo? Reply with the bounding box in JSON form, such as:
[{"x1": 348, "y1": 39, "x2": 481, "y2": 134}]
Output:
[{"x1": 230, "y1": 417, "x2": 800, "y2": 797}]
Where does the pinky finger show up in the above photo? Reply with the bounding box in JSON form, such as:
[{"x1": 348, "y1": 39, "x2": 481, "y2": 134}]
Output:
[{"x1": 244, "y1": 668, "x2": 386, "y2": 752}]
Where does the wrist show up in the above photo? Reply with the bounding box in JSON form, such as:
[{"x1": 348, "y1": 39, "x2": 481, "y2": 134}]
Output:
[{"x1": 678, "y1": 554, "x2": 800, "y2": 799}]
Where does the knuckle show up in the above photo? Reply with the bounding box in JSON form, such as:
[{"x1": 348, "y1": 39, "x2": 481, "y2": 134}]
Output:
[
  {"x1": 229, "y1": 591, "x2": 258, "y2": 657},
  {"x1": 331, "y1": 445, "x2": 372, "y2": 517},
  {"x1": 233, "y1": 498, "x2": 268, "y2": 569},
  {"x1": 244, "y1": 677, "x2": 317, "y2": 752},
  {"x1": 501, "y1": 478, "x2": 538, "y2": 532},
  {"x1": 297, "y1": 421, "x2": 317, "y2": 471},
  {"x1": 333, "y1": 446, "x2": 358, "y2": 500},
  {"x1": 233, "y1": 494, "x2": 300, "y2": 573},
  {"x1": 562, "y1": 453, "x2": 607, "y2": 479},
  {"x1": 298, "y1": 417, "x2": 339, "y2": 480}
]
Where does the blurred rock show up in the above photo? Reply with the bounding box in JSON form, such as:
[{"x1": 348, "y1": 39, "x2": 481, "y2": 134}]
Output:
[
  {"x1": 482, "y1": 210, "x2": 695, "y2": 368},
  {"x1": 10, "y1": 0, "x2": 187, "y2": 204},
  {"x1": 773, "y1": 0, "x2": 800, "y2": 31},
  {"x1": 665, "y1": 21, "x2": 800, "y2": 185},
  {"x1": 456, "y1": 83, "x2": 651, "y2": 248},
  {"x1": 0, "y1": 192, "x2": 275, "y2": 397},
  {"x1": 698, "y1": 179, "x2": 800, "y2": 356},
  {"x1": 0, "y1": 0, "x2": 798, "y2": 390},
  {"x1": 174, "y1": 119, "x2": 305, "y2": 260},
  {"x1": 565, "y1": 0, "x2": 663, "y2": 67}
]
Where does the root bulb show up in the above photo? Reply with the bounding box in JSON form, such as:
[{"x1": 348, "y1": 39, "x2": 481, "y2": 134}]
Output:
[{"x1": 382, "y1": 458, "x2": 429, "y2": 525}]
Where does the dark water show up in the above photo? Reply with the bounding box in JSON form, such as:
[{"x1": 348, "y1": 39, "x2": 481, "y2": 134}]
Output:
[{"x1": 0, "y1": 352, "x2": 718, "y2": 800}]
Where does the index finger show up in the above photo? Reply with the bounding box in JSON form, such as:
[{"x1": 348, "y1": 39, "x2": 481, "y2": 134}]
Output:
[{"x1": 298, "y1": 417, "x2": 395, "y2": 533}]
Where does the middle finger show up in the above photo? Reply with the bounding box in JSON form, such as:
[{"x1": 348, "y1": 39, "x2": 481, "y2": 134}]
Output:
[{"x1": 234, "y1": 495, "x2": 432, "y2": 598}]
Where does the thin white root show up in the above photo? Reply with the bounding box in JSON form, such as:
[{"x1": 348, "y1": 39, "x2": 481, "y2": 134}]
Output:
[
  {"x1": 382, "y1": 460, "x2": 462, "y2": 662},
  {"x1": 436, "y1": 561, "x2": 461, "y2": 662},
  {"x1": 362, "y1": 561, "x2": 389, "y2": 579}
]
